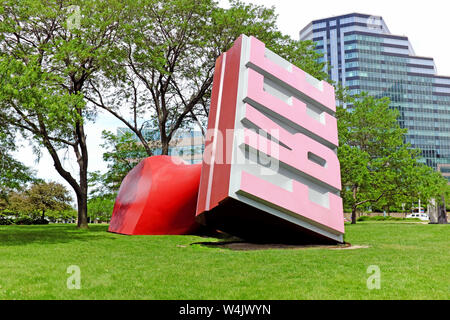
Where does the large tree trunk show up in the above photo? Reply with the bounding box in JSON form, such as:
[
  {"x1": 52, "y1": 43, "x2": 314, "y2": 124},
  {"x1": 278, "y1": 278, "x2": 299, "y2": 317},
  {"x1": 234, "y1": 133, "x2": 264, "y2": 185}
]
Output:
[
  {"x1": 75, "y1": 119, "x2": 89, "y2": 229},
  {"x1": 351, "y1": 186, "x2": 358, "y2": 224},
  {"x1": 438, "y1": 194, "x2": 448, "y2": 224},
  {"x1": 351, "y1": 206, "x2": 357, "y2": 224},
  {"x1": 161, "y1": 134, "x2": 170, "y2": 155},
  {"x1": 77, "y1": 191, "x2": 89, "y2": 228},
  {"x1": 76, "y1": 162, "x2": 89, "y2": 228},
  {"x1": 42, "y1": 136, "x2": 89, "y2": 228},
  {"x1": 162, "y1": 143, "x2": 169, "y2": 155}
]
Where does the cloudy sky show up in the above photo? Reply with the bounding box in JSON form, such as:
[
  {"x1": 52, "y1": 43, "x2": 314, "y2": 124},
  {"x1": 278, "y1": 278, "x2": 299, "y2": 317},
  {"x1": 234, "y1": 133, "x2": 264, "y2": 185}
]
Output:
[{"x1": 14, "y1": 0, "x2": 450, "y2": 198}]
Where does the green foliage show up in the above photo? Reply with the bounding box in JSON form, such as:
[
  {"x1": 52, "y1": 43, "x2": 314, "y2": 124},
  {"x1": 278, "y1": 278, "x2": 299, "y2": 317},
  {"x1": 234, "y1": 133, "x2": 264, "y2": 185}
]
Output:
[
  {"x1": 0, "y1": 0, "x2": 328, "y2": 226},
  {"x1": 26, "y1": 181, "x2": 73, "y2": 218},
  {"x1": 15, "y1": 216, "x2": 49, "y2": 225},
  {"x1": 89, "y1": 130, "x2": 149, "y2": 197},
  {"x1": 444, "y1": 184, "x2": 450, "y2": 210},
  {"x1": 45, "y1": 208, "x2": 77, "y2": 223},
  {"x1": 87, "y1": 195, "x2": 115, "y2": 222},
  {"x1": 87, "y1": 0, "x2": 328, "y2": 155},
  {"x1": 0, "y1": 127, "x2": 35, "y2": 197},
  {"x1": 0, "y1": 212, "x2": 13, "y2": 225},
  {"x1": 0, "y1": 181, "x2": 73, "y2": 222},
  {"x1": 0, "y1": 0, "x2": 127, "y2": 227},
  {"x1": 337, "y1": 92, "x2": 448, "y2": 222},
  {"x1": 210, "y1": 0, "x2": 328, "y2": 80},
  {"x1": 357, "y1": 216, "x2": 421, "y2": 222},
  {"x1": 0, "y1": 151, "x2": 35, "y2": 198},
  {"x1": 0, "y1": 191, "x2": 32, "y2": 217}
]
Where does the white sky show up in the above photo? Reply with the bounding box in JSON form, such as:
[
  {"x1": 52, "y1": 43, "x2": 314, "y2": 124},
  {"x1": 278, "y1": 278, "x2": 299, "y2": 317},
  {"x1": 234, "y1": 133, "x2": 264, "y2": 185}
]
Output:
[{"x1": 14, "y1": 0, "x2": 450, "y2": 200}]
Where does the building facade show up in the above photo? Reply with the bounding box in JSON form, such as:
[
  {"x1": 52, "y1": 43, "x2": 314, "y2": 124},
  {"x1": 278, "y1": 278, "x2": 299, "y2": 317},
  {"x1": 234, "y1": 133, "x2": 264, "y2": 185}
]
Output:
[
  {"x1": 300, "y1": 13, "x2": 450, "y2": 182},
  {"x1": 117, "y1": 127, "x2": 204, "y2": 164}
]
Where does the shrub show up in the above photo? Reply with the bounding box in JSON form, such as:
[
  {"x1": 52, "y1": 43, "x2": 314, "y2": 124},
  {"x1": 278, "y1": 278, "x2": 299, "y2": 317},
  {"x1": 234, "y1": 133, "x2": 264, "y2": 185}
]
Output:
[
  {"x1": 15, "y1": 217, "x2": 34, "y2": 225},
  {"x1": 0, "y1": 217, "x2": 13, "y2": 225},
  {"x1": 14, "y1": 217, "x2": 50, "y2": 225},
  {"x1": 357, "y1": 215, "x2": 422, "y2": 222},
  {"x1": 32, "y1": 218, "x2": 49, "y2": 225}
]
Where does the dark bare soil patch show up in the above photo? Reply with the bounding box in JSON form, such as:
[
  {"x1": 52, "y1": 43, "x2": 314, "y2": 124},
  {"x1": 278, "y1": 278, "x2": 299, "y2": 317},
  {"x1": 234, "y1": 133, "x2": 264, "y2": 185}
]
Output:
[{"x1": 191, "y1": 240, "x2": 358, "y2": 251}]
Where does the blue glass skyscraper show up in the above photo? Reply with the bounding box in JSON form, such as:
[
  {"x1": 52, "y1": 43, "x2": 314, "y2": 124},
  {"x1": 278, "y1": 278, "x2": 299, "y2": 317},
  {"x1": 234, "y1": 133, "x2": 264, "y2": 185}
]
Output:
[{"x1": 300, "y1": 13, "x2": 450, "y2": 181}]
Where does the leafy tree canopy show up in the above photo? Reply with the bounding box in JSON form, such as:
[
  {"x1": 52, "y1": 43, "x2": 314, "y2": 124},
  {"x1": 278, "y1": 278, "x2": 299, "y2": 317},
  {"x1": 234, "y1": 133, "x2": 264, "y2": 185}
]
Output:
[
  {"x1": 86, "y1": 0, "x2": 328, "y2": 155},
  {"x1": 0, "y1": 181, "x2": 73, "y2": 221},
  {"x1": 0, "y1": 126, "x2": 36, "y2": 199},
  {"x1": 89, "y1": 130, "x2": 149, "y2": 198},
  {"x1": 337, "y1": 93, "x2": 448, "y2": 223},
  {"x1": 0, "y1": 0, "x2": 127, "y2": 227}
]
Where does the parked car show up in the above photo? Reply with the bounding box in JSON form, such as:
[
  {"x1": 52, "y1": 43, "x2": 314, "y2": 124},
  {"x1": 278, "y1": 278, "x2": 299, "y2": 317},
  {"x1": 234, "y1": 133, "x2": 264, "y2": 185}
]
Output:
[{"x1": 406, "y1": 213, "x2": 429, "y2": 221}]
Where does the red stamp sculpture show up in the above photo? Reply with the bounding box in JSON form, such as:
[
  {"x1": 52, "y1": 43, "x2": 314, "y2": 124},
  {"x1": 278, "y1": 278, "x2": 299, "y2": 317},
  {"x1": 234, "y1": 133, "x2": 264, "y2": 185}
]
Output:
[{"x1": 109, "y1": 35, "x2": 344, "y2": 243}]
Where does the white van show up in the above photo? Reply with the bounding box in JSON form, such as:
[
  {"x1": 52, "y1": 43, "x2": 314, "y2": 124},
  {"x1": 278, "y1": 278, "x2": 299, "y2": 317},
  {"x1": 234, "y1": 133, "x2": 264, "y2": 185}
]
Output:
[{"x1": 406, "y1": 213, "x2": 429, "y2": 221}]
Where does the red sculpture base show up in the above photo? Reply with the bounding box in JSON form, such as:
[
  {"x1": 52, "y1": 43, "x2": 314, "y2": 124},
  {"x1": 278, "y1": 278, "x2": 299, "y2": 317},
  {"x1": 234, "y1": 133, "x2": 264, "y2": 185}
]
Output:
[{"x1": 108, "y1": 156, "x2": 202, "y2": 235}]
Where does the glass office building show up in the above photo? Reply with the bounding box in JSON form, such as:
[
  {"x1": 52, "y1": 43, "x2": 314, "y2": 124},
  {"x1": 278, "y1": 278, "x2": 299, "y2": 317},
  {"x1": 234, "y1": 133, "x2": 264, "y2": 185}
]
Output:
[
  {"x1": 300, "y1": 13, "x2": 450, "y2": 181},
  {"x1": 117, "y1": 127, "x2": 205, "y2": 164}
]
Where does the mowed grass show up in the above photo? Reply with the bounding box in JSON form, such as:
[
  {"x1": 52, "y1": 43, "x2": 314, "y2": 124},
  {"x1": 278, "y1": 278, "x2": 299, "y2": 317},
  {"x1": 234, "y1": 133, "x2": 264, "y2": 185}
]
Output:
[{"x1": 0, "y1": 222, "x2": 448, "y2": 300}]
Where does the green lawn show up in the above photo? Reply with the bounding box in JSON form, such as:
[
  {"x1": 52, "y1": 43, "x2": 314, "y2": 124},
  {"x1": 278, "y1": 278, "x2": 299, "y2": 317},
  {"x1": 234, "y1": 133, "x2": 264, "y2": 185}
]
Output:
[{"x1": 0, "y1": 222, "x2": 449, "y2": 300}]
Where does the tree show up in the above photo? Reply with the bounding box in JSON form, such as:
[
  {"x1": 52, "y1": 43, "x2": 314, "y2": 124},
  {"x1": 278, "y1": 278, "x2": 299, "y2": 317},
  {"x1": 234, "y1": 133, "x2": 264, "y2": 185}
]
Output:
[
  {"x1": 337, "y1": 93, "x2": 448, "y2": 224},
  {"x1": 0, "y1": 190, "x2": 31, "y2": 219},
  {"x1": 87, "y1": 195, "x2": 115, "y2": 223},
  {"x1": 86, "y1": 0, "x2": 328, "y2": 156},
  {"x1": 0, "y1": 146, "x2": 36, "y2": 199},
  {"x1": 89, "y1": 130, "x2": 149, "y2": 197},
  {"x1": 0, "y1": 181, "x2": 73, "y2": 223},
  {"x1": 437, "y1": 183, "x2": 449, "y2": 224},
  {"x1": 0, "y1": 0, "x2": 125, "y2": 228},
  {"x1": 0, "y1": 126, "x2": 35, "y2": 198},
  {"x1": 45, "y1": 208, "x2": 77, "y2": 223},
  {"x1": 26, "y1": 181, "x2": 72, "y2": 221}
]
